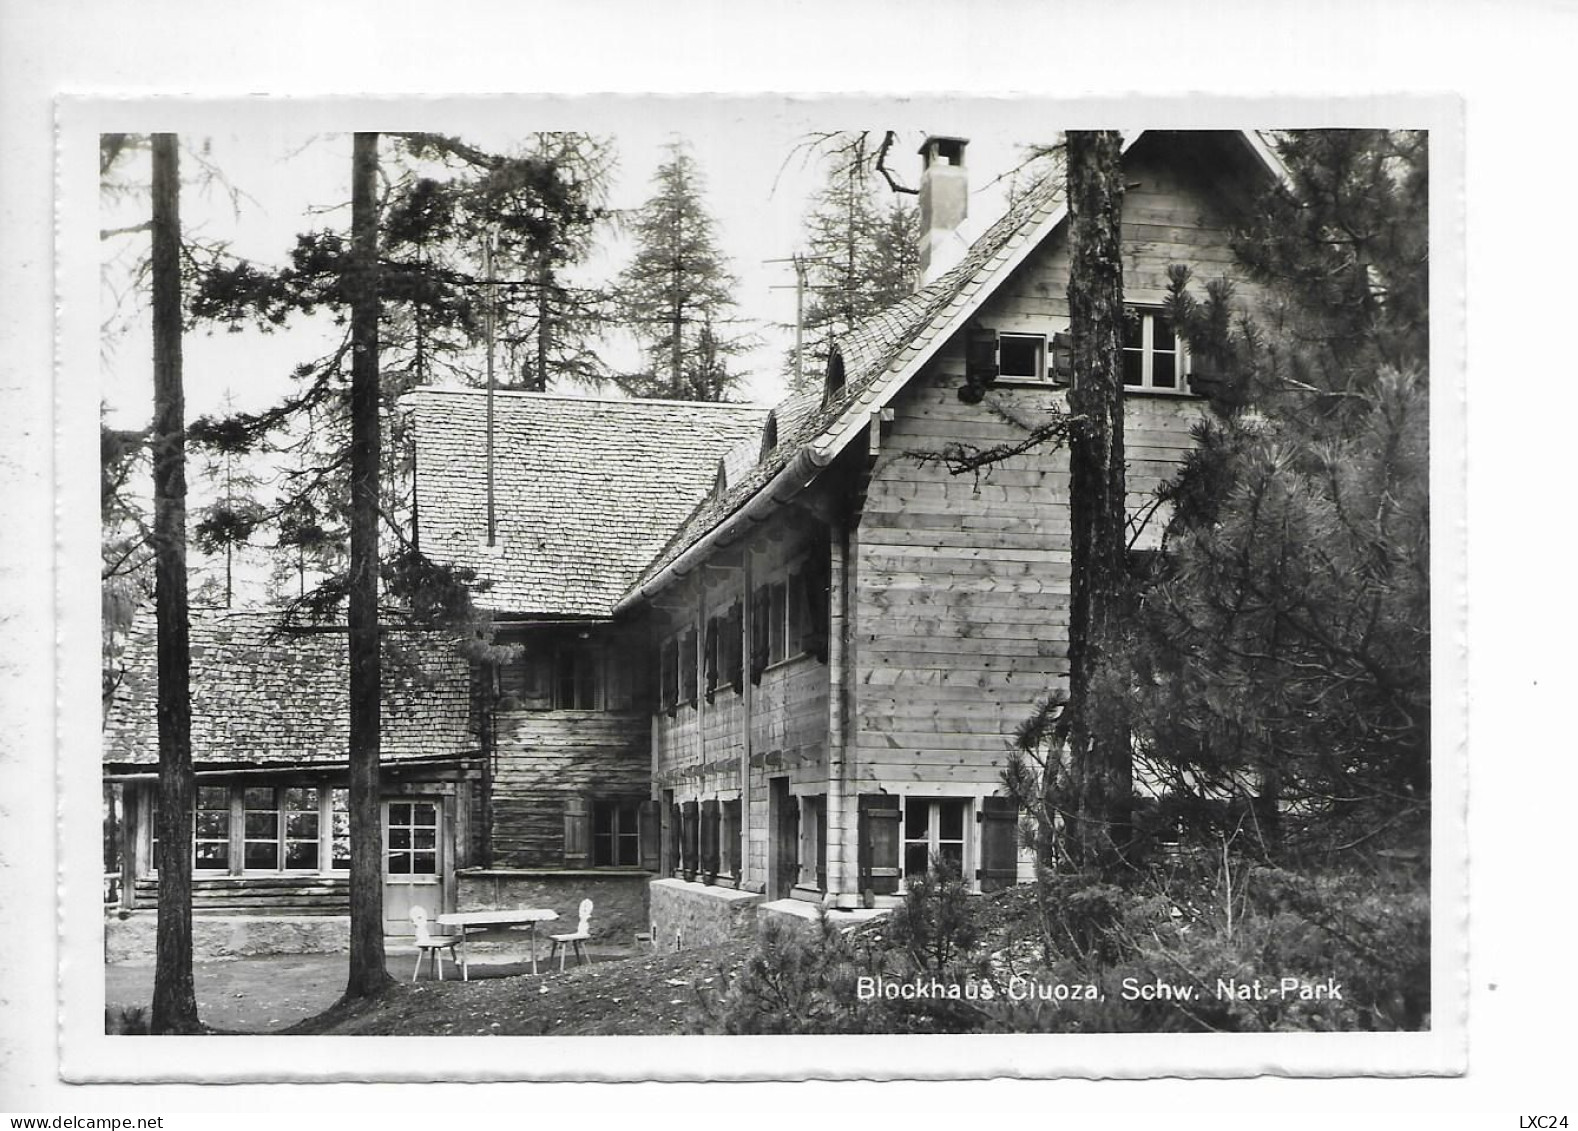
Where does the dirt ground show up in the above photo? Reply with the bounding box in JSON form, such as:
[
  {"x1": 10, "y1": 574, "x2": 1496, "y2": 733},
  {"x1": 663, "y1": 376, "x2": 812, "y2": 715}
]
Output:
[{"x1": 104, "y1": 941, "x2": 657, "y2": 1034}]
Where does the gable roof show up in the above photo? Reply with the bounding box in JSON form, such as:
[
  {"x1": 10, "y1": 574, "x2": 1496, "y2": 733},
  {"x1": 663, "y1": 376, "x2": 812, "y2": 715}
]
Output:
[
  {"x1": 102, "y1": 609, "x2": 475, "y2": 769},
  {"x1": 407, "y1": 389, "x2": 769, "y2": 617},
  {"x1": 618, "y1": 129, "x2": 1288, "y2": 610}
]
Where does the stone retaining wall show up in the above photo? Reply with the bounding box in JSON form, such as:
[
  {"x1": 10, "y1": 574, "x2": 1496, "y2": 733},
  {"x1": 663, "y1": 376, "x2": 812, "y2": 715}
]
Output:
[
  {"x1": 456, "y1": 869, "x2": 649, "y2": 943},
  {"x1": 104, "y1": 912, "x2": 350, "y2": 964},
  {"x1": 648, "y1": 878, "x2": 763, "y2": 951}
]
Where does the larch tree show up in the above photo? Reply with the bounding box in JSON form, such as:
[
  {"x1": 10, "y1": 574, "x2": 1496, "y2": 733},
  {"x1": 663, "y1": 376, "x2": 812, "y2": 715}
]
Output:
[
  {"x1": 617, "y1": 142, "x2": 746, "y2": 401},
  {"x1": 1058, "y1": 130, "x2": 1135, "y2": 872},
  {"x1": 344, "y1": 131, "x2": 390, "y2": 998},
  {"x1": 147, "y1": 131, "x2": 201, "y2": 1035}
]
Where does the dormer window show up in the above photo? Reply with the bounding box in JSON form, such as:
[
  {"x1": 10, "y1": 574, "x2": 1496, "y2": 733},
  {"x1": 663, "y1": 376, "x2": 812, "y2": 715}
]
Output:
[
  {"x1": 759, "y1": 410, "x2": 779, "y2": 462},
  {"x1": 824, "y1": 348, "x2": 846, "y2": 400},
  {"x1": 1123, "y1": 307, "x2": 1188, "y2": 392}
]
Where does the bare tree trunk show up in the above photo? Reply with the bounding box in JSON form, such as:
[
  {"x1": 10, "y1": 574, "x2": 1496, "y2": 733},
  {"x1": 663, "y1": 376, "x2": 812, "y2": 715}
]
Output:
[
  {"x1": 149, "y1": 132, "x2": 200, "y2": 1035},
  {"x1": 344, "y1": 131, "x2": 392, "y2": 999},
  {"x1": 1063, "y1": 130, "x2": 1133, "y2": 872}
]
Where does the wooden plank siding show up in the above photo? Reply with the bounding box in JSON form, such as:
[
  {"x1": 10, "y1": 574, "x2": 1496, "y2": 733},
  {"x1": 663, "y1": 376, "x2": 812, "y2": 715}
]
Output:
[
  {"x1": 849, "y1": 136, "x2": 1260, "y2": 795},
  {"x1": 132, "y1": 875, "x2": 350, "y2": 915},
  {"x1": 489, "y1": 710, "x2": 650, "y2": 866}
]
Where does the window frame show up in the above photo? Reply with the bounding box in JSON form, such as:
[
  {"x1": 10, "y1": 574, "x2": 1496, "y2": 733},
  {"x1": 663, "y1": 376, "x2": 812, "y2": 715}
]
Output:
[
  {"x1": 553, "y1": 642, "x2": 601, "y2": 711},
  {"x1": 996, "y1": 331, "x2": 1048, "y2": 382},
  {"x1": 1122, "y1": 306, "x2": 1190, "y2": 393},
  {"x1": 591, "y1": 798, "x2": 643, "y2": 868},
  {"x1": 147, "y1": 783, "x2": 351, "y2": 878},
  {"x1": 900, "y1": 796, "x2": 972, "y2": 890}
]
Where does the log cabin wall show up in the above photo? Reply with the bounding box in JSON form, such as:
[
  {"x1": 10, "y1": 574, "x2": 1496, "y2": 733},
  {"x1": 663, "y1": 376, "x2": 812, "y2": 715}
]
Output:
[
  {"x1": 845, "y1": 133, "x2": 1265, "y2": 892},
  {"x1": 489, "y1": 623, "x2": 652, "y2": 867},
  {"x1": 651, "y1": 517, "x2": 831, "y2": 890}
]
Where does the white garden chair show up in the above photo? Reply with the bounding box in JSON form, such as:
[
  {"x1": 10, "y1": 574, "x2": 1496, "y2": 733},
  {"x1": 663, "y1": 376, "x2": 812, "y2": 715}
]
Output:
[
  {"x1": 547, "y1": 899, "x2": 593, "y2": 972},
  {"x1": 409, "y1": 906, "x2": 460, "y2": 982}
]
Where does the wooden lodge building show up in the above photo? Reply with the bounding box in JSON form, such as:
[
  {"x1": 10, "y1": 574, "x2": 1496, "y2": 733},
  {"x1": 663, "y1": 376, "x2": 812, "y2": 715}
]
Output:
[{"x1": 103, "y1": 130, "x2": 1285, "y2": 954}]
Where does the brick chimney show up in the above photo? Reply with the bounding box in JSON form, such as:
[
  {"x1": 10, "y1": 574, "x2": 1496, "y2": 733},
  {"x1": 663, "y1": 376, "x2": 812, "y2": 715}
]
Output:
[{"x1": 918, "y1": 136, "x2": 969, "y2": 286}]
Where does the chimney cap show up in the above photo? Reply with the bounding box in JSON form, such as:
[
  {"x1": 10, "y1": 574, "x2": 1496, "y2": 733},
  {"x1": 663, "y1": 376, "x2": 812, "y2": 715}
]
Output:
[{"x1": 919, "y1": 136, "x2": 970, "y2": 164}]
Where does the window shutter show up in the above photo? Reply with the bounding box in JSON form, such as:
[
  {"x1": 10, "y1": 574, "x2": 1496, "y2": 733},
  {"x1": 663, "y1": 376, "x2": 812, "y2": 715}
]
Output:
[
  {"x1": 726, "y1": 601, "x2": 744, "y2": 690},
  {"x1": 680, "y1": 629, "x2": 698, "y2": 704},
  {"x1": 563, "y1": 796, "x2": 590, "y2": 868},
  {"x1": 857, "y1": 793, "x2": 901, "y2": 897},
  {"x1": 638, "y1": 799, "x2": 661, "y2": 871},
  {"x1": 803, "y1": 552, "x2": 829, "y2": 663},
  {"x1": 522, "y1": 652, "x2": 553, "y2": 711},
  {"x1": 749, "y1": 587, "x2": 770, "y2": 684},
  {"x1": 668, "y1": 803, "x2": 683, "y2": 875},
  {"x1": 703, "y1": 617, "x2": 719, "y2": 702},
  {"x1": 977, "y1": 796, "x2": 1020, "y2": 892},
  {"x1": 680, "y1": 800, "x2": 700, "y2": 882},
  {"x1": 699, "y1": 799, "x2": 720, "y2": 882},
  {"x1": 661, "y1": 638, "x2": 678, "y2": 716}
]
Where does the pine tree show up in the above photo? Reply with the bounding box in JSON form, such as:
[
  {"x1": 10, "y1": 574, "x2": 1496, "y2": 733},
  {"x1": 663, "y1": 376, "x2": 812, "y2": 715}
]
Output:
[
  {"x1": 617, "y1": 142, "x2": 746, "y2": 401},
  {"x1": 1134, "y1": 130, "x2": 1430, "y2": 859},
  {"x1": 147, "y1": 131, "x2": 201, "y2": 1035}
]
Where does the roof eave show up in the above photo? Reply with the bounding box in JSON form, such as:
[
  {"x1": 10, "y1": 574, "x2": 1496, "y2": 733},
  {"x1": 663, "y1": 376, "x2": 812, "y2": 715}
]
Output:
[{"x1": 613, "y1": 443, "x2": 829, "y2": 614}]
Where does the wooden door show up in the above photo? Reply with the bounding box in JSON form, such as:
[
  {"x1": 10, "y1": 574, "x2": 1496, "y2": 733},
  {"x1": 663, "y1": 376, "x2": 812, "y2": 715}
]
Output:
[{"x1": 382, "y1": 798, "x2": 443, "y2": 935}]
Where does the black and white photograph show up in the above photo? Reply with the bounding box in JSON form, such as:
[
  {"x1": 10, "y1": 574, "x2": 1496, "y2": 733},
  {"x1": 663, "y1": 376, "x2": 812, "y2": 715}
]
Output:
[
  {"x1": 30, "y1": 2, "x2": 1578, "y2": 1115},
  {"x1": 65, "y1": 94, "x2": 1457, "y2": 1082}
]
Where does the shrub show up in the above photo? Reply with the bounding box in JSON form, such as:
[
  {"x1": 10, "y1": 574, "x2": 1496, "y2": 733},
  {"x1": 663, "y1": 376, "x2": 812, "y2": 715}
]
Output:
[{"x1": 105, "y1": 1005, "x2": 149, "y2": 1035}]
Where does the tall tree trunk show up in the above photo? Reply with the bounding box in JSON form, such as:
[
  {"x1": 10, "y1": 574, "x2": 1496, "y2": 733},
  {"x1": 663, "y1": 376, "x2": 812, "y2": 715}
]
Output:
[
  {"x1": 149, "y1": 132, "x2": 200, "y2": 1035},
  {"x1": 1062, "y1": 130, "x2": 1133, "y2": 872},
  {"x1": 344, "y1": 131, "x2": 392, "y2": 998}
]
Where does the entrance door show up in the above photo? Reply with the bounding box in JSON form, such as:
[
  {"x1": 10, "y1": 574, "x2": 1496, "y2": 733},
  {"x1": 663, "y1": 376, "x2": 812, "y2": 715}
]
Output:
[
  {"x1": 382, "y1": 798, "x2": 443, "y2": 935},
  {"x1": 767, "y1": 777, "x2": 797, "y2": 900}
]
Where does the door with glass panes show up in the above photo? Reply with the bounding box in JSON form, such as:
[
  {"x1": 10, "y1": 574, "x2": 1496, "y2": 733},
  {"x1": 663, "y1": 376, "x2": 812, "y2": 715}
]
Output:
[{"x1": 382, "y1": 798, "x2": 443, "y2": 933}]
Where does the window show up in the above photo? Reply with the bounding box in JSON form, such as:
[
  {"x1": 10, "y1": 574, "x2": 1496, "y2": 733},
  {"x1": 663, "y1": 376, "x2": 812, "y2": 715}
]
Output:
[
  {"x1": 554, "y1": 644, "x2": 599, "y2": 710},
  {"x1": 386, "y1": 800, "x2": 439, "y2": 876},
  {"x1": 158, "y1": 785, "x2": 350, "y2": 877},
  {"x1": 1122, "y1": 307, "x2": 1187, "y2": 391},
  {"x1": 592, "y1": 800, "x2": 641, "y2": 866},
  {"x1": 194, "y1": 786, "x2": 231, "y2": 871},
  {"x1": 767, "y1": 582, "x2": 787, "y2": 664},
  {"x1": 902, "y1": 797, "x2": 969, "y2": 884},
  {"x1": 997, "y1": 333, "x2": 1046, "y2": 381}
]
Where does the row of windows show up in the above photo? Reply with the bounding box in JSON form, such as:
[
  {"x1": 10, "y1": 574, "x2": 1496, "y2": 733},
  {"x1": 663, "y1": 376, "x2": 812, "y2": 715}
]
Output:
[
  {"x1": 667, "y1": 797, "x2": 743, "y2": 881},
  {"x1": 979, "y1": 308, "x2": 1188, "y2": 393},
  {"x1": 155, "y1": 785, "x2": 351, "y2": 874},
  {"x1": 658, "y1": 560, "x2": 829, "y2": 714}
]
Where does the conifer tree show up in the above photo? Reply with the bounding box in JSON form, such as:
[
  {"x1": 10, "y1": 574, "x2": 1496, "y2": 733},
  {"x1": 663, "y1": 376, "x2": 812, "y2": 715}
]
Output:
[
  {"x1": 617, "y1": 142, "x2": 746, "y2": 401},
  {"x1": 1133, "y1": 130, "x2": 1430, "y2": 859}
]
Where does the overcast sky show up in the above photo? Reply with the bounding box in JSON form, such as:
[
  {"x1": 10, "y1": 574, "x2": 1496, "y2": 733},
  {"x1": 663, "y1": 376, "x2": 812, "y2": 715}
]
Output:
[{"x1": 100, "y1": 101, "x2": 1047, "y2": 430}]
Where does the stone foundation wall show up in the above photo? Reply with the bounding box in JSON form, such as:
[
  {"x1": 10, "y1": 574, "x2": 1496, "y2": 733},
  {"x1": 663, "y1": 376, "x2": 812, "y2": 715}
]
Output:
[
  {"x1": 456, "y1": 869, "x2": 650, "y2": 943},
  {"x1": 649, "y1": 877, "x2": 763, "y2": 951},
  {"x1": 104, "y1": 912, "x2": 349, "y2": 964}
]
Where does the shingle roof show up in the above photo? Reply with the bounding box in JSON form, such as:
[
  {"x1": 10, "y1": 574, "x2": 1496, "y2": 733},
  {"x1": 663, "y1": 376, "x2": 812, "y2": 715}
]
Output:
[
  {"x1": 406, "y1": 390, "x2": 770, "y2": 617},
  {"x1": 628, "y1": 177, "x2": 1068, "y2": 595},
  {"x1": 102, "y1": 609, "x2": 476, "y2": 768}
]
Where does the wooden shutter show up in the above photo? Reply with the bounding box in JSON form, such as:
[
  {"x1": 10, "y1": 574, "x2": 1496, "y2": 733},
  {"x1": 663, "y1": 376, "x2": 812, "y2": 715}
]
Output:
[
  {"x1": 727, "y1": 600, "x2": 744, "y2": 690},
  {"x1": 680, "y1": 629, "x2": 698, "y2": 704},
  {"x1": 703, "y1": 617, "x2": 719, "y2": 701},
  {"x1": 638, "y1": 799, "x2": 661, "y2": 871},
  {"x1": 680, "y1": 800, "x2": 700, "y2": 881},
  {"x1": 521, "y1": 651, "x2": 553, "y2": 711},
  {"x1": 563, "y1": 796, "x2": 590, "y2": 868},
  {"x1": 750, "y1": 586, "x2": 769, "y2": 684},
  {"x1": 857, "y1": 793, "x2": 901, "y2": 896},
  {"x1": 668, "y1": 804, "x2": 683, "y2": 875},
  {"x1": 700, "y1": 799, "x2": 720, "y2": 882},
  {"x1": 661, "y1": 637, "x2": 678, "y2": 716},
  {"x1": 977, "y1": 796, "x2": 1020, "y2": 892},
  {"x1": 803, "y1": 551, "x2": 829, "y2": 663}
]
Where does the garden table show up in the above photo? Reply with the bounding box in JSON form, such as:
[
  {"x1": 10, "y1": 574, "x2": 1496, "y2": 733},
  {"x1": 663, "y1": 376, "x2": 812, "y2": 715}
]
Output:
[{"x1": 436, "y1": 908, "x2": 560, "y2": 979}]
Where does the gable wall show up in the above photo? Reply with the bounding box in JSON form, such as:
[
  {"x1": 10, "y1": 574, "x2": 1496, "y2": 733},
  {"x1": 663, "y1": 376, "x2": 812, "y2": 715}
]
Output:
[{"x1": 849, "y1": 136, "x2": 1264, "y2": 793}]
